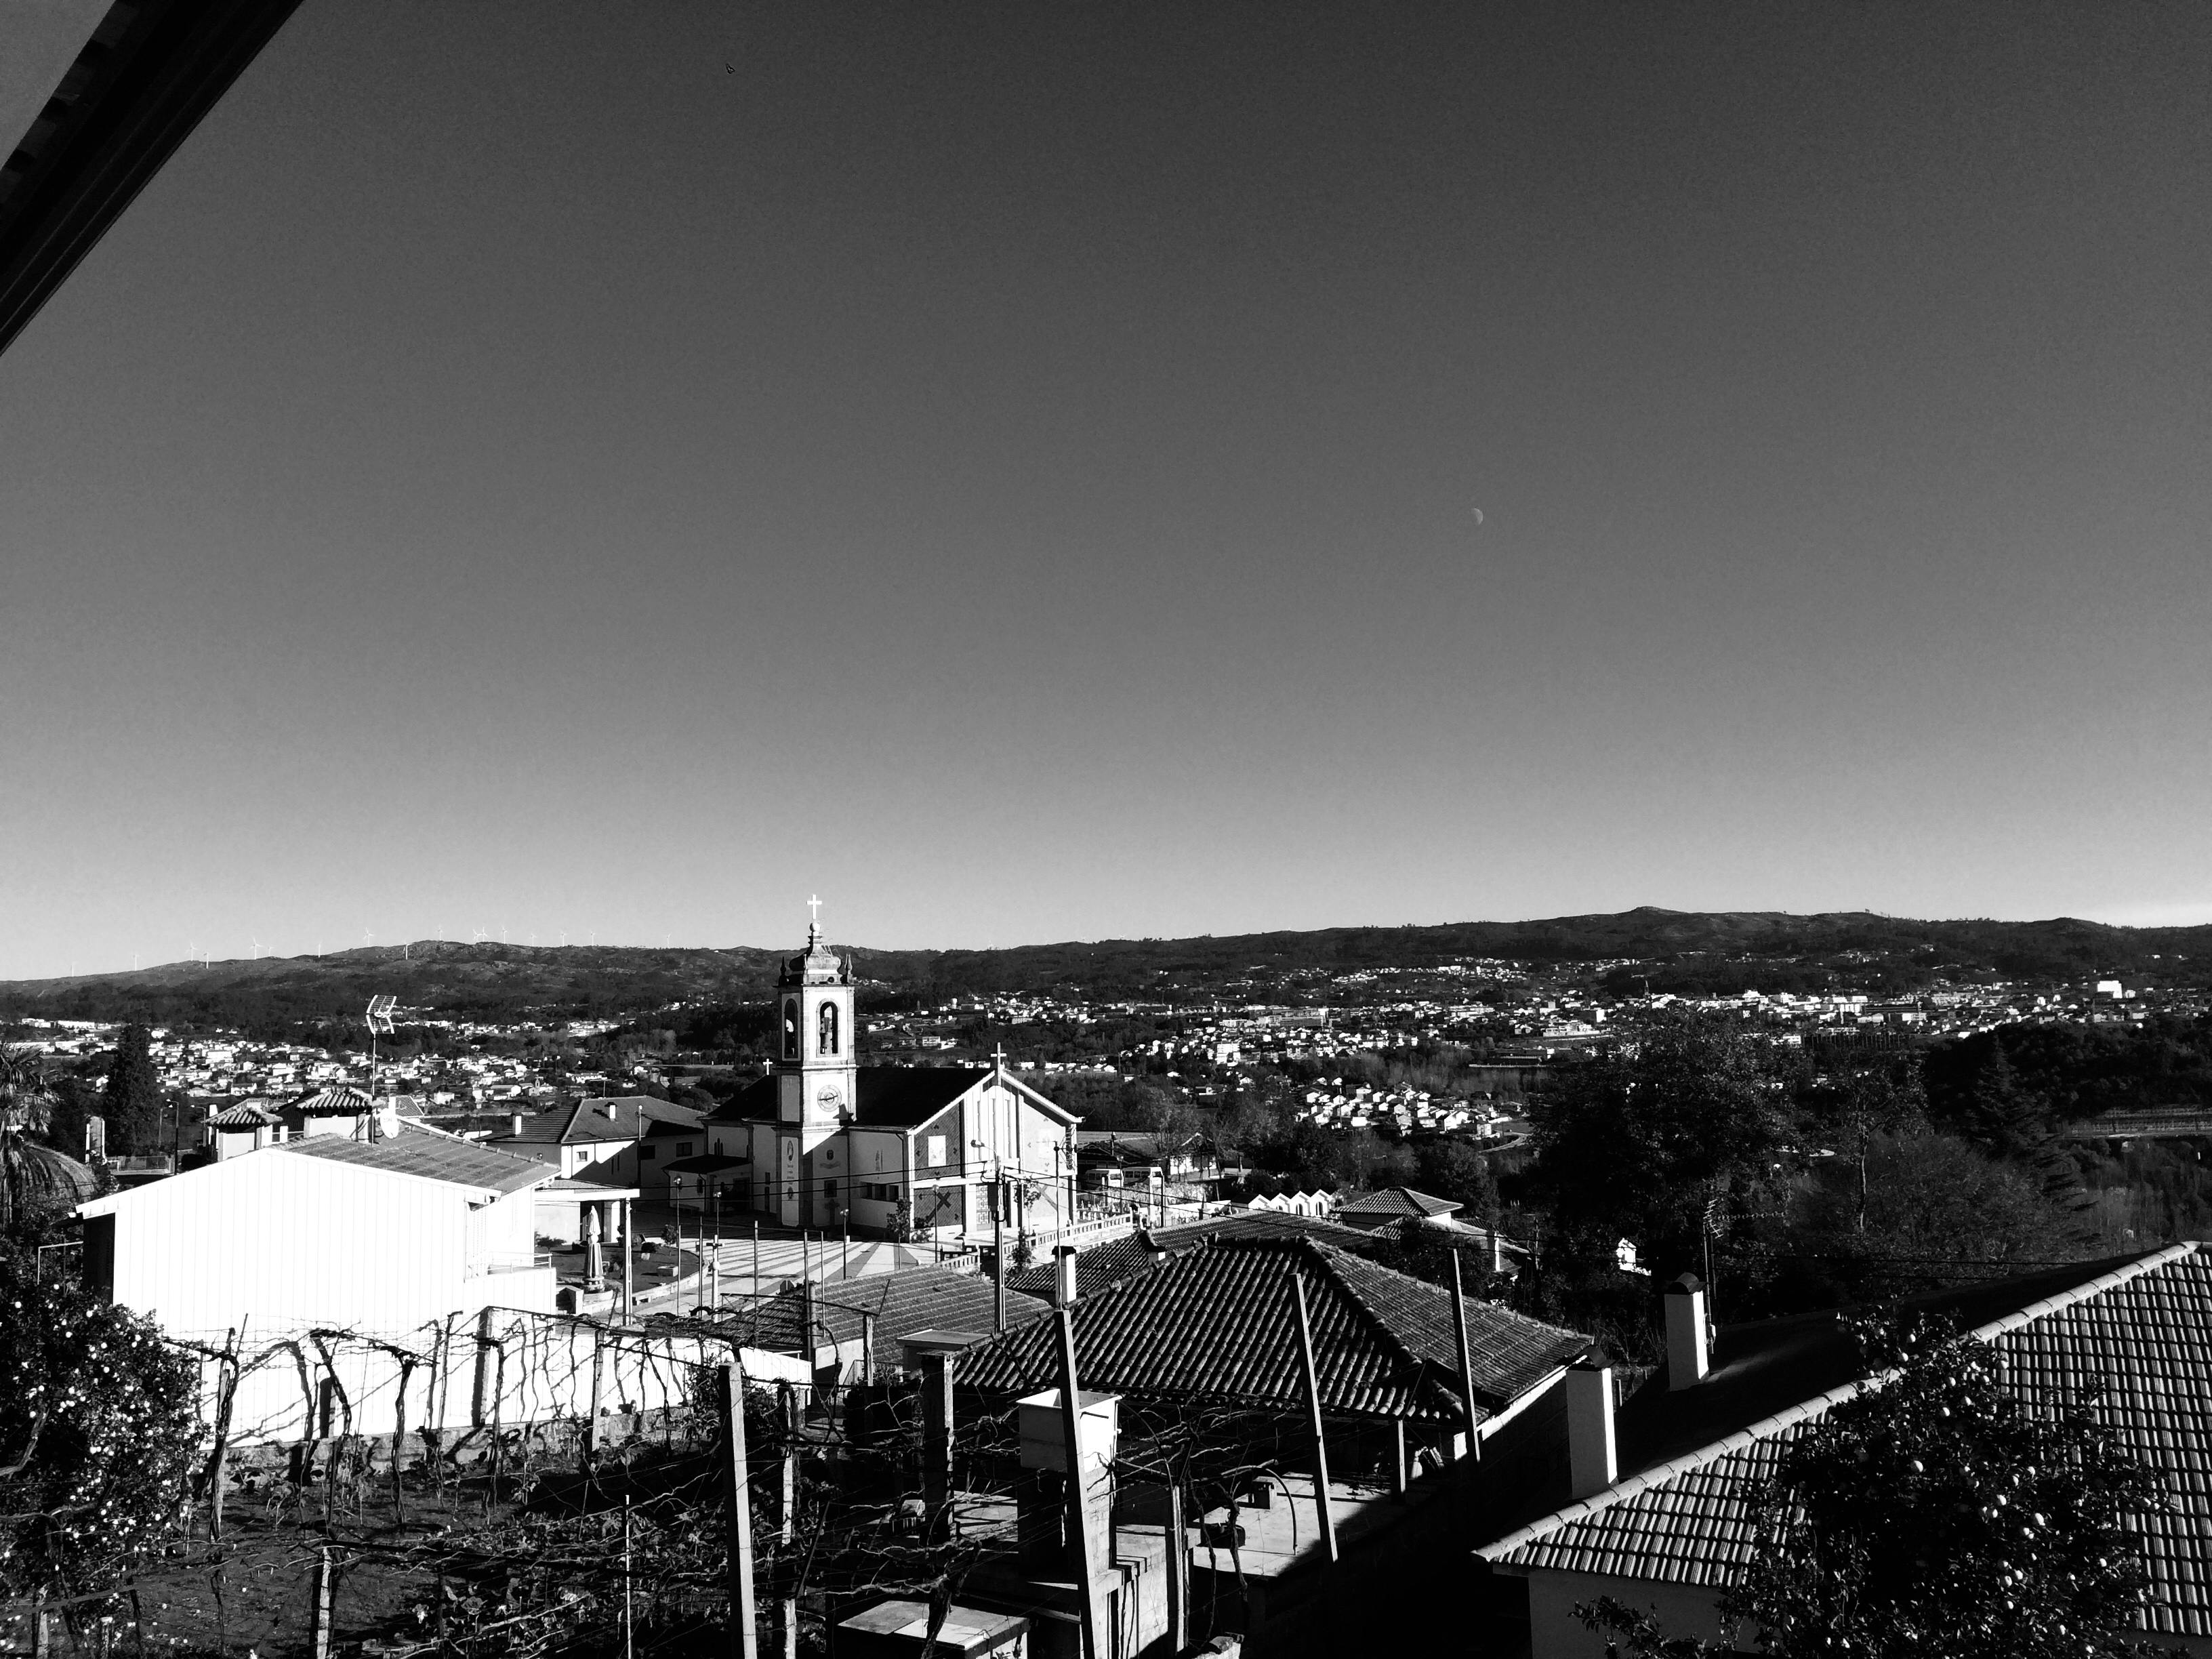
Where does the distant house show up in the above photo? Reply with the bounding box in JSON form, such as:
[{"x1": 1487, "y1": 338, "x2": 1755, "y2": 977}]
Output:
[
  {"x1": 78, "y1": 1128, "x2": 560, "y2": 1340},
  {"x1": 1332, "y1": 1186, "x2": 1462, "y2": 1232},
  {"x1": 205, "y1": 1098, "x2": 286, "y2": 1161},
  {"x1": 1074, "y1": 1130, "x2": 1235, "y2": 1206},
  {"x1": 279, "y1": 1086, "x2": 378, "y2": 1141},
  {"x1": 487, "y1": 1095, "x2": 705, "y2": 1189},
  {"x1": 1245, "y1": 1188, "x2": 1338, "y2": 1219},
  {"x1": 1472, "y1": 1247, "x2": 2212, "y2": 1658}
]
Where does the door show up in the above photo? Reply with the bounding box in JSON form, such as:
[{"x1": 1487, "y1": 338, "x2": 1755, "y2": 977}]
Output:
[{"x1": 779, "y1": 1134, "x2": 801, "y2": 1228}]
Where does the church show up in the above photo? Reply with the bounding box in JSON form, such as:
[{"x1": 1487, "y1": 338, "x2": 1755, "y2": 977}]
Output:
[{"x1": 705, "y1": 907, "x2": 1083, "y2": 1243}]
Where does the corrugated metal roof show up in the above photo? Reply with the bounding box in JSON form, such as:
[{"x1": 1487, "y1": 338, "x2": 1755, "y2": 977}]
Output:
[
  {"x1": 960, "y1": 1235, "x2": 1586, "y2": 1422},
  {"x1": 1486, "y1": 1244, "x2": 2212, "y2": 1640},
  {"x1": 276, "y1": 1130, "x2": 554, "y2": 1195}
]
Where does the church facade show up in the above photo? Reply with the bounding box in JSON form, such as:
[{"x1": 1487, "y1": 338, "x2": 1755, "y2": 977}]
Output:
[{"x1": 706, "y1": 918, "x2": 1082, "y2": 1242}]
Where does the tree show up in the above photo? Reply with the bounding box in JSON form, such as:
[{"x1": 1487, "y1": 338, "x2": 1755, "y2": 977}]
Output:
[
  {"x1": 1580, "y1": 1311, "x2": 2174, "y2": 1658},
  {"x1": 0, "y1": 1047, "x2": 56, "y2": 1135},
  {"x1": 1412, "y1": 1138, "x2": 1498, "y2": 1224},
  {"x1": 100, "y1": 1025, "x2": 165, "y2": 1157},
  {"x1": 1531, "y1": 1015, "x2": 1785, "y2": 1281},
  {"x1": 0, "y1": 1249, "x2": 203, "y2": 1599},
  {"x1": 1734, "y1": 1127, "x2": 2087, "y2": 1318}
]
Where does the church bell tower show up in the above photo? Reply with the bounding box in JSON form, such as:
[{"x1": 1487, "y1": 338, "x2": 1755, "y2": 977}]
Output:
[{"x1": 775, "y1": 896, "x2": 856, "y2": 1152}]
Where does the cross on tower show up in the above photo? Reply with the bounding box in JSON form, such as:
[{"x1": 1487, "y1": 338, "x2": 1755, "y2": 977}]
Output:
[
  {"x1": 992, "y1": 1043, "x2": 1007, "y2": 1071},
  {"x1": 806, "y1": 894, "x2": 823, "y2": 933}
]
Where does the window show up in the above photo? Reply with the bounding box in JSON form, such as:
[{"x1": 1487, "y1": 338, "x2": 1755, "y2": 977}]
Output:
[
  {"x1": 862, "y1": 1181, "x2": 899, "y2": 1203},
  {"x1": 781, "y1": 999, "x2": 800, "y2": 1061},
  {"x1": 925, "y1": 1134, "x2": 947, "y2": 1168},
  {"x1": 823, "y1": 1179, "x2": 838, "y2": 1204},
  {"x1": 676, "y1": 1141, "x2": 694, "y2": 1158},
  {"x1": 818, "y1": 1000, "x2": 840, "y2": 1057}
]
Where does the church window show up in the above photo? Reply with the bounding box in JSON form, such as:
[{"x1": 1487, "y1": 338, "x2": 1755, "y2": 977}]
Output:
[
  {"x1": 925, "y1": 1134, "x2": 947, "y2": 1168},
  {"x1": 819, "y1": 1001, "x2": 840, "y2": 1057},
  {"x1": 781, "y1": 1000, "x2": 800, "y2": 1060}
]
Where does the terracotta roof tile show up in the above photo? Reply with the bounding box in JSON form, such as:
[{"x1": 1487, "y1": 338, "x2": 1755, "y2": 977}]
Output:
[
  {"x1": 1484, "y1": 1244, "x2": 2212, "y2": 1639},
  {"x1": 960, "y1": 1235, "x2": 1585, "y2": 1422}
]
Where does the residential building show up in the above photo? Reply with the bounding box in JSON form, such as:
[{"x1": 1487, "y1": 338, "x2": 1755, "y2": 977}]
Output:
[
  {"x1": 1472, "y1": 1246, "x2": 2212, "y2": 1658},
  {"x1": 1332, "y1": 1185, "x2": 1462, "y2": 1232}
]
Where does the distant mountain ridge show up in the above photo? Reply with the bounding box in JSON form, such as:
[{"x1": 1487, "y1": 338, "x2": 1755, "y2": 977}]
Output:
[{"x1": 4, "y1": 909, "x2": 2207, "y2": 1029}]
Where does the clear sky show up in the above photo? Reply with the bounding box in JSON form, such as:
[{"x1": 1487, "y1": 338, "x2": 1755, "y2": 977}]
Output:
[{"x1": 3, "y1": 1, "x2": 2209, "y2": 980}]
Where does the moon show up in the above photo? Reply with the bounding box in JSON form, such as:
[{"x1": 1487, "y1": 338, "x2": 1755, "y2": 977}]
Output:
[{"x1": 1471, "y1": 507, "x2": 1484, "y2": 525}]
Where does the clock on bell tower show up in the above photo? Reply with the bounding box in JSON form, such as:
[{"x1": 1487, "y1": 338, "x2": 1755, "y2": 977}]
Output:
[{"x1": 775, "y1": 895, "x2": 857, "y2": 1150}]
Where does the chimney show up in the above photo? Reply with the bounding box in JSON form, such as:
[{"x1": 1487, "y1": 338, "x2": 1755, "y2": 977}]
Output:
[
  {"x1": 1053, "y1": 1244, "x2": 1079, "y2": 1307},
  {"x1": 1566, "y1": 1345, "x2": 1618, "y2": 1500},
  {"x1": 1665, "y1": 1272, "x2": 1710, "y2": 1389}
]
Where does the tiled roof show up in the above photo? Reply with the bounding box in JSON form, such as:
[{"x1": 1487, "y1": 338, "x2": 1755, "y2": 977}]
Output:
[
  {"x1": 708, "y1": 1068, "x2": 993, "y2": 1130},
  {"x1": 815, "y1": 1262, "x2": 1054, "y2": 1349},
  {"x1": 494, "y1": 1098, "x2": 705, "y2": 1146},
  {"x1": 287, "y1": 1087, "x2": 374, "y2": 1116},
  {"x1": 1156, "y1": 1210, "x2": 1375, "y2": 1250},
  {"x1": 1004, "y1": 1209, "x2": 1380, "y2": 1298},
  {"x1": 276, "y1": 1130, "x2": 554, "y2": 1195},
  {"x1": 1483, "y1": 1244, "x2": 2212, "y2": 1643},
  {"x1": 209, "y1": 1102, "x2": 281, "y2": 1128},
  {"x1": 712, "y1": 1263, "x2": 1054, "y2": 1355},
  {"x1": 1336, "y1": 1186, "x2": 1461, "y2": 1220},
  {"x1": 1006, "y1": 1232, "x2": 1161, "y2": 1298},
  {"x1": 960, "y1": 1236, "x2": 1586, "y2": 1422}
]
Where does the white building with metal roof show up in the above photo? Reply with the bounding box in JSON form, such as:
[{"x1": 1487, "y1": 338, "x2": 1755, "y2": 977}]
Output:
[{"x1": 78, "y1": 1128, "x2": 560, "y2": 1343}]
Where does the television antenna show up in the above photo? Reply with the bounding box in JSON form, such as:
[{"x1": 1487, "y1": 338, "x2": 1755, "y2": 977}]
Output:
[{"x1": 366, "y1": 995, "x2": 398, "y2": 1100}]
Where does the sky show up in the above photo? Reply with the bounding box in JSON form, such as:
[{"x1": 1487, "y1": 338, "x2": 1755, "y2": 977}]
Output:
[{"x1": 2, "y1": 1, "x2": 2209, "y2": 979}]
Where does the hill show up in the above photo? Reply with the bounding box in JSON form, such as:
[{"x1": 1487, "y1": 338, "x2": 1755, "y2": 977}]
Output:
[{"x1": 3, "y1": 909, "x2": 2207, "y2": 1035}]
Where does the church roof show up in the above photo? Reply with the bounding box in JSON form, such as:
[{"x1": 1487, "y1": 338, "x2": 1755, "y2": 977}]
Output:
[{"x1": 708, "y1": 1067, "x2": 995, "y2": 1130}]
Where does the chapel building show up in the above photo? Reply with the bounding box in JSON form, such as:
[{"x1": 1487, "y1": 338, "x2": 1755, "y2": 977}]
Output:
[{"x1": 706, "y1": 912, "x2": 1082, "y2": 1242}]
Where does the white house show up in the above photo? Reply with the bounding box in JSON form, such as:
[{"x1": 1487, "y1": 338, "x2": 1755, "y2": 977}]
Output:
[
  {"x1": 706, "y1": 917, "x2": 1082, "y2": 1242},
  {"x1": 79, "y1": 1128, "x2": 560, "y2": 1343}
]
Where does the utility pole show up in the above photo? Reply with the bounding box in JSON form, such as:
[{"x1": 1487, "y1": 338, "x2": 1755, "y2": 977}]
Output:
[
  {"x1": 1291, "y1": 1271, "x2": 1339, "y2": 1562},
  {"x1": 717, "y1": 1366, "x2": 759, "y2": 1659},
  {"x1": 1450, "y1": 1249, "x2": 1481, "y2": 1462},
  {"x1": 920, "y1": 1351, "x2": 956, "y2": 1544},
  {"x1": 994, "y1": 1173, "x2": 1008, "y2": 1332},
  {"x1": 1054, "y1": 1309, "x2": 1111, "y2": 1658},
  {"x1": 777, "y1": 1382, "x2": 800, "y2": 1659}
]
